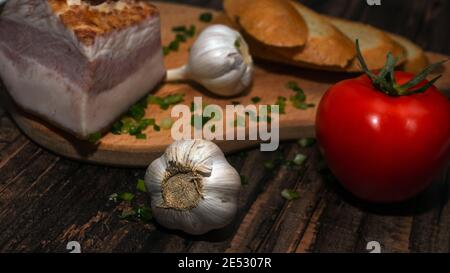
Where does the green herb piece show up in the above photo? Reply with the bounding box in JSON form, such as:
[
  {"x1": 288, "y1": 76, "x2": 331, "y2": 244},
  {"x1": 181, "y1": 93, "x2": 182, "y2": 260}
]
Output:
[
  {"x1": 87, "y1": 132, "x2": 102, "y2": 144},
  {"x1": 160, "y1": 118, "x2": 174, "y2": 130},
  {"x1": 199, "y1": 12, "x2": 213, "y2": 22},
  {"x1": 108, "y1": 193, "x2": 118, "y2": 202},
  {"x1": 240, "y1": 175, "x2": 248, "y2": 186},
  {"x1": 281, "y1": 189, "x2": 300, "y2": 201},
  {"x1": 169, "y1": 40, "x2": 179, "y2": 51},
  {"x1": 186, "y1": 25, "x2": 196, "y2": 37},
  {"x1": 128, "y1": 118, "x2": 155, "y2": 138},
  {"x1": 234, "y1": 38, "x2": 241, "y2": 49},
  {"x1": 251, "y1": 96, "x2": 261, "y2": 103},
  {"x1": 148, "y1": 93, "x2": 184, "y2": 110},
  {"x1": 293, "y1": 101, "x2": 315, "y2": 110},
  {"x1": 136, "y1": 179, "x2": 147, "y2": 193},
  {"x1": 231, "y1": 101, "x2": 241, "y2": 106},
  {"x1": 264, "y1": 160, "x2": 275, "y2": 170},
  {"x1": 153, "y1": 124, "x2": 161, "y2": 132},
  {"x1": 275, "y1": 96, "x2": 287, "y2": 114},
  {"x1": 293, "y1": 153, "x2": 307, "y2": 166},
  {"x1": 135, "y1": 206, "x2": 153, "y2": 223},
  {"x1": 298, "y1": 137, "x2": 316, "y2": 148},
  {"x1": 163, "y1": 46, "x2": 171, "y2": 56},
  {"x1": 286, "y1": 81, "x2": 303, "y2": 92},
  {"x1": 118, "y1": 192, "x2": 135, "y2": 202},
  {"x1": 111, "y1": 121, "x2": 123, "y2": 135},
  {"x1": 136, "y1": 133, "x2": 147, "y2": 140},
  {"x1": 128, "y1": 104, "x2": 146, "y2": 121},
  {"x1": 175, "y1": 33, "x2": 187, "y2": 42},
  {"x1": 286, "y1": 81, "x2": 315, "y2": 110}
]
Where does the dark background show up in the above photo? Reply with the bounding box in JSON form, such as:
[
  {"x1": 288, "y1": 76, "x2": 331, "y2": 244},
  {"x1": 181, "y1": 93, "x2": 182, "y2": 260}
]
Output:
[{"x1": 0, "y1": 0, "x2": 449, "y2": 253}]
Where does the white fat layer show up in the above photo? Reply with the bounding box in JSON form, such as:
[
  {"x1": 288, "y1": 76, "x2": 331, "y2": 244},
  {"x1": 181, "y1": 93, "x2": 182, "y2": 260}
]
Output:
[
  {"x1": 0, "y1": 47, "x2": 165, "y2": 137},
  {"x1": 1, "y1": 0, "x2": 160, "y2": 61}
]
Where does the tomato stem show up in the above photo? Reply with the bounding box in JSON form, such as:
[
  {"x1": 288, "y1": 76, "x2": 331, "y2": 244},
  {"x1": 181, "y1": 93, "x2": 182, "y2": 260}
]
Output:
[{"x1": 355, "y1": 40, "x2": 447, "y2": 97}]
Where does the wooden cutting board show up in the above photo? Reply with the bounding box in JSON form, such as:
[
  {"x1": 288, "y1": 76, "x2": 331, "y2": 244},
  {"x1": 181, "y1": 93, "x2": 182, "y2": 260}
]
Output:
[{"x1": 3, "y1": 2, "x2": 450, "y2": 167}]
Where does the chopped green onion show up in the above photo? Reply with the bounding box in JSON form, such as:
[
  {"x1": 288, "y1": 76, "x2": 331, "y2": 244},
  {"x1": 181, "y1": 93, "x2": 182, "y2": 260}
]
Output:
[
  {"x1": 186, "y1": 25, "x2": 196, "y2": 37},
  {"x1": 136, "y1": 133, "x2": 147, "y2": 139},
  {"x1": 136, "y1": 179, "x2": 147, "y2": 193},
  {"x1": 168, "y1": 40, "x2": 179, "y2": 51},
  {"x1": 293, "y1": 153, "x2": 307, "y2": 166},
  {"x1": 118, "y1": 192, "x2": 135, "y2": 202},
  {"x1": 251, "y1": 96, "x2": 261, "y2": 103},
  {"x1": 108, "y1": 193, "x2": 118, "y2": 202},
  {"x1": 163, "y1": 46, "x2": 171, "y2": 56},
  {"x1": 199, "y1": 12, "x2": 213, "y2": 22},
  {"x1": 281, "y1": 189, "x2": 300, "y2": 201},
  {"x1": 87, "y1": 132, "x2": 102, "y2": 144},
  {"x1": 148, "y1": 93, "x2": 184, "y2": 110},
  {"x1": 160, "y1": 118, "x2": 174, "y2": 130},
  {"x1": 135, "y1": 206, "x2": 152, "y2": 222},
  {"x1": 275, "y1": 96, "x2": 287, "y2": 114},
  {"x1": 128, "y1": 104, "x2": 146, "y2": 121},
  {"x1": 175, "y1": 33, "x2": 187, "y2": 42},
  {"x1": 298, "y1": 138, "x2": 316, "y2": 148},
  {"x1": 286, "y1": 81, "x2": 315, "y2": 111},
  {"x1": 264, "y1": 161, "x2": 275, "y2": 170}
]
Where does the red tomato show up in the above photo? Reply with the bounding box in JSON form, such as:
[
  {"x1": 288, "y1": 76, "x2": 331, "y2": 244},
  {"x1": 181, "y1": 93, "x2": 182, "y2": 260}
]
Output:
[{"x1": 316, "y1": 71, "x2": 450, "y2": 203}]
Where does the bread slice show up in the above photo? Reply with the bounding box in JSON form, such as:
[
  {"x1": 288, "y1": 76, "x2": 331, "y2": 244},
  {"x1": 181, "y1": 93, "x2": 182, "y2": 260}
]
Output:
[
  {"x1": 223, "y1": 0, "x2": 308, "y2": 48},
  {"x1": 224, "y1": 0, "x2": 355, "y2": 68},
  {"x1": 388, "y1": 33, "x2": 428, "y2": 74},
  {"x1": 326, "y1": 16, "x2": 406, "y2": 71},
  {"x1": 271, "y1": 1, "x2": 355, "y2": 68}
]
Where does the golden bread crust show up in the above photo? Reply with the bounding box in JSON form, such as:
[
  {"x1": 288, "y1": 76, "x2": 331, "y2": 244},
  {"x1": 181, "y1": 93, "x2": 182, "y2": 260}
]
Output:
[
  {"x1": 48, "y1": 0, "x2": 158, "y2": 45},
  {"x1": 224, "y1": 0, "x2": 308, "y2": 48}
]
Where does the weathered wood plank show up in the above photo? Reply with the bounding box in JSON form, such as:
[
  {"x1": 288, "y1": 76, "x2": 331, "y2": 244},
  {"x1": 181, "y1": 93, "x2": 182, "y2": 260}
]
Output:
[
  {"x1": 225, "y1": 144, "x2": 313, "y2": 253},
  {"x1": 0, "y1": 0, "x2": 448, "y2": 253},
  {"x1": 256, "y1": 147, "x2": 325, "y2": 253}
]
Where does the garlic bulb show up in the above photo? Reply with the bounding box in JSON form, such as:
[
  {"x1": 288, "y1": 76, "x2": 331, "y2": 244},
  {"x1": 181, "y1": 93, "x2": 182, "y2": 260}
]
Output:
[
  {"x1": 145, "y1": 139, "x2": 241, "y2": 235},
  {"x1": 166, "y1": 24, "x2": 254, "y2": 97}
]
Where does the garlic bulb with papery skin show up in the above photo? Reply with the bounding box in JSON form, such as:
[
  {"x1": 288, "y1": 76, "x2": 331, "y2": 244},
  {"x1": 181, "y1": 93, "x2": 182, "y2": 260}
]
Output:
[
  {"x1": 166, "y1": 24, "x2": 254, "y2": 97},
  {"x1": 145, "y1": 139, "x2": 241, "y2": 235}
]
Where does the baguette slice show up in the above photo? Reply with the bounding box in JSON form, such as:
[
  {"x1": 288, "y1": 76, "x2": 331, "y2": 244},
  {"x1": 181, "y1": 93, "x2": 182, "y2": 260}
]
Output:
[
  {"x1": 326, "y1": 16, "x2": 406, "y2": 72},
  {"x1": 223, "y1": 0, "x2": 308, "y2": 48},
  {"x1": 271, "y1": 1, "x2": 355, "y2": 68},
  {"x1": 388, "y1": 33, "x2": 429, "y2": 74}
]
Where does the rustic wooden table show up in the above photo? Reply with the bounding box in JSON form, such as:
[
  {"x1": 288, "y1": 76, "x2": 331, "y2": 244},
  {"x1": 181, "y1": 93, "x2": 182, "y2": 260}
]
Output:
[{"x1": 0, "y1": 0, "x2": 449, "y2": 253}]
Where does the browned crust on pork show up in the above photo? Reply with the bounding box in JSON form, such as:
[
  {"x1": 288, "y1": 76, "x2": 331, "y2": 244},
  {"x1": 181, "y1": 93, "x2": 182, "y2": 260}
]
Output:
[{"x1": 48, "y1": 0, "x2": 158, "y2": 45}]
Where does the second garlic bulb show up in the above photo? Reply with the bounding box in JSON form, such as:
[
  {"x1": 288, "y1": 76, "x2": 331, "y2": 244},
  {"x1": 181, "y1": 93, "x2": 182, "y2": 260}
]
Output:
[{"x1": 145, "y1": 139, "x2": 241, "y2": 235}]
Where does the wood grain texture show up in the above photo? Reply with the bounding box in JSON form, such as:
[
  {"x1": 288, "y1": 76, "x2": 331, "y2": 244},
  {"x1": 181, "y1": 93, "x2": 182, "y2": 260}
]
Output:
[{"x1": 0, "y1": 0, "x2": 449, "y2": 253}]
